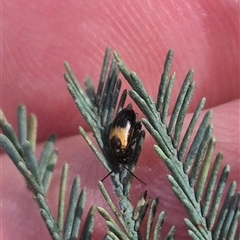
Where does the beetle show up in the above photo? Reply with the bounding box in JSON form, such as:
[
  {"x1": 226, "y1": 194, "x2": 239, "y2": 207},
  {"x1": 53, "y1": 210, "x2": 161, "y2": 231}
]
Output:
[{"x1": 101, "y1": 104, "x2": 146, "y2": 185}]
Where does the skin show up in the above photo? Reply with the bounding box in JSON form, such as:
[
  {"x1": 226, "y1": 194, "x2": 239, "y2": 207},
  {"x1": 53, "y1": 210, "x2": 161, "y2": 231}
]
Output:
[{"x1": 2, "y1": 0, "x2": 239, "y2": 239}]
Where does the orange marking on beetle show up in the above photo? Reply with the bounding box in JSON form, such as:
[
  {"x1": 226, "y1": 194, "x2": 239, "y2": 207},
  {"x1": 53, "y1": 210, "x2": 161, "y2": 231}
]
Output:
[{"x1": 109, "y1": 122, "x2": 132, "y2": 149}]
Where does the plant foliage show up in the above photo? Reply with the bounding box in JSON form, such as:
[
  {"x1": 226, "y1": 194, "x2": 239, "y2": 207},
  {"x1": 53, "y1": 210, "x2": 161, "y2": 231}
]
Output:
[
  {"x1": 64, "y1": 47, "x2": 174, "y2": 239},
  {"x1": 1, "y1": 47, "x2": 239, "y2": 240},
  {"x1": 113, "y1": 50, "x2": 240, "y2": 239},
  {"x1": 0, "y1": 106, "x2": 95, "y2": 240}
]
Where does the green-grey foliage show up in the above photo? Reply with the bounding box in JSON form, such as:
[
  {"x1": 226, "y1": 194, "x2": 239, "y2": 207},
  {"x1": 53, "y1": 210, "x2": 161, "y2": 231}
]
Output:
[
  {"x1": 64, "y1": 47, "x2": 172, "y2": 239},
  {"x1": 0, "y1": 106, "x2": 94, "y2": 240},
  {"x1": 1, "y1": 47, "x2": 239, "y2": 240},
  {"x1": 113, "y1": 49, "x2": 240, "y2": 239}
]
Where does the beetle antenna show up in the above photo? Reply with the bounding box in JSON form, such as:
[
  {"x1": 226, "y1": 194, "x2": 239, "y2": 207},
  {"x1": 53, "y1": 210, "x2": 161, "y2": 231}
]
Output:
[
  {"x1": 101, "y1": 166, "x2": 146, "y2": 185},
  {"x1": 101, "y1": 171, "x2": 113, "y2": 182},
  {"x1": 122, "y1": 165, "x2": 146, "y2": 185}
]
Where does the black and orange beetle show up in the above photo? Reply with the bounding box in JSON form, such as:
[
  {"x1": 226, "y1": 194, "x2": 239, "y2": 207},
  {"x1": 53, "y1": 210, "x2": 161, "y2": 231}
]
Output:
[{"x1": 102, "y1": 104, "x2": 146, "y2": 184}]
